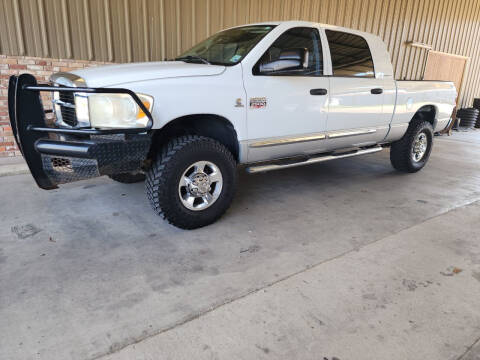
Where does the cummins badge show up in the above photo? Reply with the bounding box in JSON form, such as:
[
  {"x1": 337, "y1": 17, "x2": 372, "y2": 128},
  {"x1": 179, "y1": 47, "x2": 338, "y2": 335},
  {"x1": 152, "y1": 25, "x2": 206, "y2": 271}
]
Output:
[{"x1": 250, "y1": 97, "x2": 267, "y2": 109}]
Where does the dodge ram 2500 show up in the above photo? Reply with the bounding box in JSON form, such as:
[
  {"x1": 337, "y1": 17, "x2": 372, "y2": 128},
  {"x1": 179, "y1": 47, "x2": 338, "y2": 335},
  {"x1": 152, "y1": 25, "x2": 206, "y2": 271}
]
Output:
[{"x1": 8, "y1": 21, "x2": 457, "y2": 229}]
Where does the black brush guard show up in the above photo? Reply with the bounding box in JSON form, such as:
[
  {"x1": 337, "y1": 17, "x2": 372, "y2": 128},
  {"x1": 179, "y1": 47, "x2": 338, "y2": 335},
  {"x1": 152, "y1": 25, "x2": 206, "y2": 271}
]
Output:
[{"x1": 8, "y1": 73, "x2": 153, "y2": 190}]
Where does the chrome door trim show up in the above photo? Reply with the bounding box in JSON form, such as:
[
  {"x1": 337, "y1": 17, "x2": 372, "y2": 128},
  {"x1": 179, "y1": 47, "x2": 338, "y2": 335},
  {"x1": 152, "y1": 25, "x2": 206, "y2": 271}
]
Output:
[
  {"x1": 249, "y1": 133, "x2": 327, "y2": 148},
  {"x1": 327, "y1": 128, "x2": 377, "y2": 139},
  {"x1": 249, "y1": 126, "x2": 388, "y2": 149}
]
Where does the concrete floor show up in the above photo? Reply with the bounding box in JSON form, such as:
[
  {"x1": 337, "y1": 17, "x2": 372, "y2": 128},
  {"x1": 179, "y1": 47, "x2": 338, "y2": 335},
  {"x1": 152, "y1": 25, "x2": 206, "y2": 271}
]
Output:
[
  {"x1": 0, "y1": 156, "x2": 28, "y2": 178},
  {"x1": 1, "y1": 131, "x2": 480, "y2": 360}
]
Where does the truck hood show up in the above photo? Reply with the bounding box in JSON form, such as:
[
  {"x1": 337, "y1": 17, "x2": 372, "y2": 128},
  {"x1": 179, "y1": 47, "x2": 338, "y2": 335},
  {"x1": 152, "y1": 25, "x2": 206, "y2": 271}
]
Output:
[{"x1": 70, "y1": 61, "x2": 226, "y2": 87}]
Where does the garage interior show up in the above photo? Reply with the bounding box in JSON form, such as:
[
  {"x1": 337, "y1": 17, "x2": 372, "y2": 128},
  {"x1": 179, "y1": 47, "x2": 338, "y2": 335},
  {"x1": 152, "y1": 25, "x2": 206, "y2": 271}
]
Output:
[
  {"x1": 2, "y1": 0, "x2": 480, "y2": 156},
  {"x1": 1, "y1": 1, "x2": 480, "y2": 359}
]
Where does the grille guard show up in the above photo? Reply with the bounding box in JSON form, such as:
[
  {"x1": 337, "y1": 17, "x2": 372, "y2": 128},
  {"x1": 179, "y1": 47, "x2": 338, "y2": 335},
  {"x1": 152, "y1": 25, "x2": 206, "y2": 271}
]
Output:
[{"x1": 8, "y1": 73, "x2": 153, "y2": 190}]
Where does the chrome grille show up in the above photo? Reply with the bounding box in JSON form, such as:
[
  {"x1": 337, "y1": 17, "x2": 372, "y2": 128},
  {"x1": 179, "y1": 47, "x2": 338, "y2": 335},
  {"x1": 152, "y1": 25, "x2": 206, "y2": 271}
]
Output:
[{"x1": 54, "y1": 91, "x2": 78, "y2": 127}]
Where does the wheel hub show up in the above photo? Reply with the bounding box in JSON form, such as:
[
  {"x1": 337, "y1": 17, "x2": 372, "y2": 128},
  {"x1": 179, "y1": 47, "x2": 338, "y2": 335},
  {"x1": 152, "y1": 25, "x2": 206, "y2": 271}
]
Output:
[
  {"x1": 188, "y1": 173, "x2": 211, "y2": 196},
  {"x1": 412, "y1": 132, "x2": 428, "y2": 162},
  {"x1": 178, "y1": 160, "x2": 223, "y2": 211}
]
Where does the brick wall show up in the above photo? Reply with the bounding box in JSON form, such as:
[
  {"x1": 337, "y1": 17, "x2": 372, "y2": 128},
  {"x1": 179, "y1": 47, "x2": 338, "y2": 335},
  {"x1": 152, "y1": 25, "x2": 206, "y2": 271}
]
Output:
[{"x1": 0, "y1": 55, "x2": 109, "y2": 157}]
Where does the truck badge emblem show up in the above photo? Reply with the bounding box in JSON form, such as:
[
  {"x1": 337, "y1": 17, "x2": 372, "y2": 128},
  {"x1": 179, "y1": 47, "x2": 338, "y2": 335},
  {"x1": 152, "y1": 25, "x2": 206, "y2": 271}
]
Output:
[
  {"x1": 235, "y1": 98, "x2": 244, "y2": 107},
  {"x1": 250, "y1": 97, "x2": 267, "y2": 109}
]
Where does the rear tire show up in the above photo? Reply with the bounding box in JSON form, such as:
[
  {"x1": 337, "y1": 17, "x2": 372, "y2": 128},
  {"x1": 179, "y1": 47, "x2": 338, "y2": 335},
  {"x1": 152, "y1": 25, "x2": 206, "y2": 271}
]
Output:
[
  {"x1": 146, "y1": 135, "x2": 237, "y2": 229},
  {"x1": 390, "y1": 120, "x2": 434, "y2": 173}
]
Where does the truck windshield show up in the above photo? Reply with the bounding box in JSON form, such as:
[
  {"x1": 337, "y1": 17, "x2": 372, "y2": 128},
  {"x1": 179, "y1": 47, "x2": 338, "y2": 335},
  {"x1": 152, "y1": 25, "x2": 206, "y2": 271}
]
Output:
[{"x1": 176, "y1": 25, "x2": 276, "y2": 66}]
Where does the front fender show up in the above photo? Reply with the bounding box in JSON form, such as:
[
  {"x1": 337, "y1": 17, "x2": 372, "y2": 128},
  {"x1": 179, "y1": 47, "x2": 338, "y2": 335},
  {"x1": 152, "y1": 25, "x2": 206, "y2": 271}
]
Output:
[{"x1": 115, "y1": 65, "x2": 248, "y2": 142}]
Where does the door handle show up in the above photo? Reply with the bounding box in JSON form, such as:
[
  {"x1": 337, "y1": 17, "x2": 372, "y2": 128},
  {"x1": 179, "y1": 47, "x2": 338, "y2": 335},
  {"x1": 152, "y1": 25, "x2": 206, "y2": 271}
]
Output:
[
  {"x1": 371, "y1": 88, "x2": 383, "y2": 94},
  {"x1": 310, "y1": 88, "x2": 328, "y2": 96}
]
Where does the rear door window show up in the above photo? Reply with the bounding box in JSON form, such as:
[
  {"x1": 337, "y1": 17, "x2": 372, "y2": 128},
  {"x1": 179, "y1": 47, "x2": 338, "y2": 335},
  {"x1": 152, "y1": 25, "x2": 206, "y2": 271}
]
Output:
[{"x1": 325, "y1": 30, "x2": 375, "y2": 78}]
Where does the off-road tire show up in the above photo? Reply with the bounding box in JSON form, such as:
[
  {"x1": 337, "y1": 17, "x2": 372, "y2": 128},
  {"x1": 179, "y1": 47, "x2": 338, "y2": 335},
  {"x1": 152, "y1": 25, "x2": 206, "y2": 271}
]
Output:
[
  {"x1": 390, "y1": 120, "x2": 434, "y2": 173},
  {"x1": 146, "y1": 135, "x2": 237, "y2": 229},
  {"x1": 109, "y1": 172, "x2": 145, "y2": 183}
]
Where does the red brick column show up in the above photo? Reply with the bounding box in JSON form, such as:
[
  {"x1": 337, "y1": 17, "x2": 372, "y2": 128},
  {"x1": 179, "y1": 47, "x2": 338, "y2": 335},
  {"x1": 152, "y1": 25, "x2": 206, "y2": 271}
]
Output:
[{"x1": 0, "y1": 55, "x2": 109, "y2": 157}]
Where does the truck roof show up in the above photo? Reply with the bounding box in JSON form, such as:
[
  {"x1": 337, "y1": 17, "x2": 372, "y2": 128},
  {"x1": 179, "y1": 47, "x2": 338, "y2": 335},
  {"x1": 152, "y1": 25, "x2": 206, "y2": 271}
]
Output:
[
  {"x1": 230, "y1": 21, "x2": 394, "y2": 78},
  {"x1": 231, "y1": 20, "x2": 377, "y2": 40}
]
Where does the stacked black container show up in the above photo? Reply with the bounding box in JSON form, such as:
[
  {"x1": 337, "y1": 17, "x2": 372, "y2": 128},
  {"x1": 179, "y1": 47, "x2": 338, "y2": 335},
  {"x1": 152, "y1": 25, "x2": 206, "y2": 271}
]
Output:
[
  {"x1": 474, "y1": 98, "x2": 480, "y2": 128},
  {"x1": 456, "y1": 107, "x2": 479, "y2": 128}
]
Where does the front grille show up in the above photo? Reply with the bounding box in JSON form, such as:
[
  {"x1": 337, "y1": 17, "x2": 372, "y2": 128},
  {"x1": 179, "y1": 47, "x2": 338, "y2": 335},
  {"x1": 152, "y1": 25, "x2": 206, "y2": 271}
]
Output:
[{"x1": 58, "y1": 91, "x2": 78, "y2": 127}]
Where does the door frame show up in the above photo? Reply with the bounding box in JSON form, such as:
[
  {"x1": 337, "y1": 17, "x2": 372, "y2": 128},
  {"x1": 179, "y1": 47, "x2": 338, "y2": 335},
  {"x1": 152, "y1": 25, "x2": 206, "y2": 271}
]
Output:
[
  {"x1": 241, "y1": 23, "x2": 332, "y2": 163},
  {"x1": 319, "y1": 27, "x2": 389, "y2": 149}
]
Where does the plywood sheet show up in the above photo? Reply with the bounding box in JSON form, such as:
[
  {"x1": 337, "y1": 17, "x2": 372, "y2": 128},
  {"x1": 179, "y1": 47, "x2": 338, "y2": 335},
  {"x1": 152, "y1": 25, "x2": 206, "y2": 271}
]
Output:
[{"x1": 424, "y1": 51, "x2": 468, "y2": 103}]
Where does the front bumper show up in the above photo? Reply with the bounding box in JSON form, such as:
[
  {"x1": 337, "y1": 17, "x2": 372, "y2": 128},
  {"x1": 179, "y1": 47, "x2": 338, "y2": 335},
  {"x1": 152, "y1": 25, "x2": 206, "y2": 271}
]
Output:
[{"x1": 8, "y1": 73, "x2": 152, "y2": 190}]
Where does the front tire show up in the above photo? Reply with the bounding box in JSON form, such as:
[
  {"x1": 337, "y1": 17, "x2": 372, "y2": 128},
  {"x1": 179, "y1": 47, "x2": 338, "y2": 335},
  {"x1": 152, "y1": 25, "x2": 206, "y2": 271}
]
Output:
[
  {"x1": 390, "y1": 120, "x2": 434, "y2": 173},
  {"x1": 146, "y1": 135, "x2": 237, "y2": 229}
]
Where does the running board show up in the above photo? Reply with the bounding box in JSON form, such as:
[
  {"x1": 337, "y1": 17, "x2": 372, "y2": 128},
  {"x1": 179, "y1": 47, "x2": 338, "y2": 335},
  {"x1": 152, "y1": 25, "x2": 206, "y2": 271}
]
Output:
[{"x1": 246, "y1": 146, "x2": 383, "y2": 174}]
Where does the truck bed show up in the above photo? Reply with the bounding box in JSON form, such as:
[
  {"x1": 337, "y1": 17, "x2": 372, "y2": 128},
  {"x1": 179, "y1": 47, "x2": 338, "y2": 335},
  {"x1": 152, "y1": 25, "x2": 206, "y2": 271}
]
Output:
[{"x1": 392, "y1": 80, "x2": 457, "y2": 133}]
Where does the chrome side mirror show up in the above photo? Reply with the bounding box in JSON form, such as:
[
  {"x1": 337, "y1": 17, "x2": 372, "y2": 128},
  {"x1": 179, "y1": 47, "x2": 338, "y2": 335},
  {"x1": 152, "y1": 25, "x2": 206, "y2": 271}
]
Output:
[{"x1": 259, "y1": 48, "x2": 308, "y2": 73}]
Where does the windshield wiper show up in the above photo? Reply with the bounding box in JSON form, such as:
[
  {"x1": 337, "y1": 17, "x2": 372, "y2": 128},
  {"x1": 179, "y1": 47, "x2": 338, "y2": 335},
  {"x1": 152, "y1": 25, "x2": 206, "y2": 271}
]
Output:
[{"x1": 175, "y1": 55, "x2": 211, "y2": 65}]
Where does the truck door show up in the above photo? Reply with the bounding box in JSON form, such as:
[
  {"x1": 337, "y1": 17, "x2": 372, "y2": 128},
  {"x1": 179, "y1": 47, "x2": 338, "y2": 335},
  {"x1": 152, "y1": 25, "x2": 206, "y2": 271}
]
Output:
[
  {"x1": 324, "y1": 29, "x2": 389, "y2": 150},
  {"x1": 243, "y1": 26, "x2": 330, "y2": 163}
]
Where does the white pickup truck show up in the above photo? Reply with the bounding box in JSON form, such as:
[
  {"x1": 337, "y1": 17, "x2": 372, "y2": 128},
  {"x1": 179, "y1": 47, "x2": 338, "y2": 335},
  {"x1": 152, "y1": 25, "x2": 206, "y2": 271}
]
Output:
[{"x1": 9, "y1": 21, "x2": 456, "y2": 229}]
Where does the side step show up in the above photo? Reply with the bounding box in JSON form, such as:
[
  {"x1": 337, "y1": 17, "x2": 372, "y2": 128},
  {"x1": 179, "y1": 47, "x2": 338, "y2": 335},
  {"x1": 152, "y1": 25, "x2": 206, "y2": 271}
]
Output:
[{"x1": 246, "y1": 146, "x2": 383, "y2": 174}]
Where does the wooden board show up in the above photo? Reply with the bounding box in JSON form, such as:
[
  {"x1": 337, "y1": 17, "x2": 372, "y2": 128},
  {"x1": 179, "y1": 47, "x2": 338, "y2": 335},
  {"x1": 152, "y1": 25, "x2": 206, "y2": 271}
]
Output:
[{"x1": 423, "y1": 51, "x2": 469, "y2": 105}]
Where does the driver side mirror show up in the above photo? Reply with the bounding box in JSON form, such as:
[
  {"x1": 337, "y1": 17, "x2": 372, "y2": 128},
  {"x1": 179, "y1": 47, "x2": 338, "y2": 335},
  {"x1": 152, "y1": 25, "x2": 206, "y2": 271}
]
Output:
[{"x1": 259, "y1": 48, "x2": 308, "y2": 74}]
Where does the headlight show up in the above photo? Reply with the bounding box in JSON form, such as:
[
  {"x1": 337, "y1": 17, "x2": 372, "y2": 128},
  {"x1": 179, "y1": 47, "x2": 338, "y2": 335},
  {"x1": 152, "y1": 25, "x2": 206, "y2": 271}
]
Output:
[{"x1": 78, "y1": 93, "x2": 153, "y2": 129}]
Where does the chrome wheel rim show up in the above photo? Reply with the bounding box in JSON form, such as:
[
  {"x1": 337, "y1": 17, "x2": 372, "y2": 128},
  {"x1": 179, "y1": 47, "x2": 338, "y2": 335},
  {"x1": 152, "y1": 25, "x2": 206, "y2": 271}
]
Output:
[
  {"x1": 411, "y1": 132, "x2": 428, "y2": 162},
  {"x1": 178, "y1": 161, "x2": 223, "y2": 211}
]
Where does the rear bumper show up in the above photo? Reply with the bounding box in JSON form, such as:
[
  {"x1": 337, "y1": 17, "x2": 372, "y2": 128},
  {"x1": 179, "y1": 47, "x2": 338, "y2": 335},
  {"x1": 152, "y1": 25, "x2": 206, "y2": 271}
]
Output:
[{"x1": 8, "y1": 73, "x2": 152, "y2": 189}]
